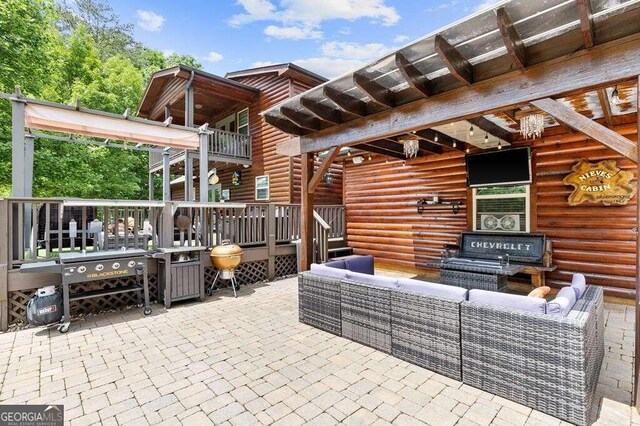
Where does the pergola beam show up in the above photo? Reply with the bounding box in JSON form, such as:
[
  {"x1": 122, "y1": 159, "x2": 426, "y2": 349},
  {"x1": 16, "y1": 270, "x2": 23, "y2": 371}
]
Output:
[
  {"x1": 467, "y1": 116, "x2": 515, "y2": 142},
  {"x1": 531, "y1": 97, "x2": 636, "y2": 161},
  {"x1": 434, "y1": 34, "x2": 473, "y2": 85},
  {"x1": 264, "y1": 114, "x2": 306, "y2": 136},
  {"x1": 414, "y1": 129, "x2": 465, "y2": 151},
  {"x1": 597, "y1": 88, "x2": 614, "y2": 127},
  {"x1": 291, "y1": 34, "x2": 640, "y2": 154},
  {"x1": 323, "y1": 86, "x2": 367, "y2": 117},
  {"x1": 576, "y1": 0, "x2": 594, "y2": 49},
  {"x1": 496, "y1": 7, "x2": 527, "y2": 69},
  {"x1": 353, "y1": 73, "x2": 395, "y2": 108},
  {"x1": 395, "y1": 52, "x2": 432, "y2": 97},
  {"x1": 300, "y1": 98, "x2": 343, "y2": 124},
  {"x1": 309, "y1": 146, "x2": 341, "y2": 193},
  {"x1": 354, "y1": 142, "x2": 406, "y2": 160},
  {"x1": 281, "y1": 106, "x2": 325, "y2": 131}
]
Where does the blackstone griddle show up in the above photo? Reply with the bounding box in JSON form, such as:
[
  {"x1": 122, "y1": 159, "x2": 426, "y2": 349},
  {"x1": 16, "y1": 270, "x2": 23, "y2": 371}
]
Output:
[{"x1": 20, "y1": 248, "x2": 151, "y2": 332}]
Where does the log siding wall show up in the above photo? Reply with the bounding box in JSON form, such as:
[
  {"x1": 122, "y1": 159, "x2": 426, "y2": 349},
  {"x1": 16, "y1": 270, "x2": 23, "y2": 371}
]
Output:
[{"x1": 344, "y1": 126, "x2": 638, "y2": 298}]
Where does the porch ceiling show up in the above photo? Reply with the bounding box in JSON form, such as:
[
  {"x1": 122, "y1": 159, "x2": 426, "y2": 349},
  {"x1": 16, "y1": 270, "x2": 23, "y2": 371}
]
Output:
[{"x1": 264, "y1": 0, "x2": 640, "y2": 154}]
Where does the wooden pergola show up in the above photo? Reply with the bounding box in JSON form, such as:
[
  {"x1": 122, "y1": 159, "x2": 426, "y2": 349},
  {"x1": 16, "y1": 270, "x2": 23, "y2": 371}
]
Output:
[{"x1": 263, "y1": 0, "x2": 640, "y2": 405}]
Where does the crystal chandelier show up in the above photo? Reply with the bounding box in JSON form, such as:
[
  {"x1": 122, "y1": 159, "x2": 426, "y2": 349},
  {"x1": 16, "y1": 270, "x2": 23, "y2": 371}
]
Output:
[
  {"x1": 520, "y1": 113, "x2": 545, "y2": 139},
  {"x1": 399, "y1": 134, "x2": 420, "y2": 158}
]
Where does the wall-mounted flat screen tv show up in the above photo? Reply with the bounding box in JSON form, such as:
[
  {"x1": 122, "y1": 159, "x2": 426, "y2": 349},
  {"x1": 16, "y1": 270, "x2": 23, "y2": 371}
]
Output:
[{"x1": 466, "y1": 147, "x2": 532, "y2": 187}]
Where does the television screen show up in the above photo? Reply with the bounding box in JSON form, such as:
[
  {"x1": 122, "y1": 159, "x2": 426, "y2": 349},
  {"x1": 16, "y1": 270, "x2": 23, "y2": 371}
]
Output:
[{"x1": 466, "y1": 147, "x2": 531, "y2": 187}]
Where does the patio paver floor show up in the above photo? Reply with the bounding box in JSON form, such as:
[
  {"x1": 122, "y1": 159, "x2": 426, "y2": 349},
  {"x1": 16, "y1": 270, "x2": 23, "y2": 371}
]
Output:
[{"x1": 0, "y1": 275, "x2": 636, "y2": 425}]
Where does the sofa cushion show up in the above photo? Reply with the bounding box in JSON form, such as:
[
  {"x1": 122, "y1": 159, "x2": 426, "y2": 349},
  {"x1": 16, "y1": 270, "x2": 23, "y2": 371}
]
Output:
[
  {"x1": 344, "y1": 255, "x2": 375, "y2": 275},
  {"x1": 346, "y1": 271, "x2": 398, "y2": 289},
  {"x1": 468, "y1": 289, "x2": 547, "y2": 314},
  {"x1": 397, "y1": 278, "x2": 468, "y2": 301},
  {"x1": 571, "y1": 273, "x2": 586, "y2": 300},
  {"x1": 309, "y1": 263, "x2": 348, "y2": 279},
  {"x1": 324, "y1": 260, "x2": 346, "y2": 269},
  {"x1": 548, "y1": 287, "x2": 577, "y2": 317}
]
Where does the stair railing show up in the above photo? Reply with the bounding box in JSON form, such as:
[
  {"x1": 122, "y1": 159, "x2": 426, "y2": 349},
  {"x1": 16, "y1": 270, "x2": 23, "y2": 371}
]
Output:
[{"x1": 313, "y1": 211, "x2": 330, "y2": 264}]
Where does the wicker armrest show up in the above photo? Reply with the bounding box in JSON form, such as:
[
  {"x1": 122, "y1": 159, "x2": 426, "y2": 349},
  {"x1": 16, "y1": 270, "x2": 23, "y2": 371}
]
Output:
[
  {"x1": 298, "y1": 272, "x2": 342, "y2": 336},
  {"x1": 461, "y1": 286, "x2": 604, "y2": 426}
]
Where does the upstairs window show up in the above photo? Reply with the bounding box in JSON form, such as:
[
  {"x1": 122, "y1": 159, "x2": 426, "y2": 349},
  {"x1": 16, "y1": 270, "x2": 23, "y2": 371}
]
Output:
[
  {"x1": 473, "y1": 185, "x2": 530, "y2": 233},
  {"x1": 237, "y1": 109, "x2": 249, "y2": 135}
]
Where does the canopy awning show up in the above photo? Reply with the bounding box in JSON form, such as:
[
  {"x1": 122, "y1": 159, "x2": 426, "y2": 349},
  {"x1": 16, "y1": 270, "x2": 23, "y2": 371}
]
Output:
[{"x1": 24, "y1": 102, "x2": 200, "y2": 149}]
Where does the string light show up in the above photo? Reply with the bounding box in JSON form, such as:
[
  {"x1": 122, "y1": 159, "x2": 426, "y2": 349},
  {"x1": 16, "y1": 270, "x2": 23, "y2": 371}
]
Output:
[
  {"x1": 465, "y1": 147, "x2": 470, "y2": 154},
  {"x1": 469, "y1": 126, "x2": 474, "y2": 136},
  {"x1": 368, "y1": 155, "x2": 372, "y2": 161},
  {"x1": 347, "y1": 149, "x2": 351, "y2": 157},
  {"x1": 452, "y1": 141, "x2": 457, "y2": 148},
  {"x1": 402, "y1": 161, "x2": 406, "y2": 167},
  {"x1": 385, "y1": 157, "x2": 389, "y2": 164},
  {"x1": 497, "y1": 141, "x2": 502, "y2": 150},
  {"x1": 611, "y1": 86, "x2": 620, "y2": 105},
  {"x1": 434, "y1": 134, "x2": 439, "y2": 142},
  {"x1": 484, "y1": 134, "x2": 489, "y2": 143}
]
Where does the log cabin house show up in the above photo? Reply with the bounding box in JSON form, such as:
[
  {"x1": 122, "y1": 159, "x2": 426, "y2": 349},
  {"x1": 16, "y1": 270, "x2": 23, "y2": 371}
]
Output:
[
  {"x1": 263, "y1": 2, "x2": 640, "y2": 299},
  {"x1": 137, "y1": 64, "x2": 343, "y2": 206}
]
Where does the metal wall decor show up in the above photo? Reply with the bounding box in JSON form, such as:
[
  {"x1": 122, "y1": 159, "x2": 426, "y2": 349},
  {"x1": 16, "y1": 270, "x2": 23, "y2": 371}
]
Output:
[{"x1": 563, "y1": 158, "x2": 637, "y2": 206}]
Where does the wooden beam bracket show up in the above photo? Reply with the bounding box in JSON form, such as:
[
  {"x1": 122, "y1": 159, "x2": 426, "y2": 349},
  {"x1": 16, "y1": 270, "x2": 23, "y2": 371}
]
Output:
[{"x1": 309, "y1": 146, "x2": 342, "y2": 193}]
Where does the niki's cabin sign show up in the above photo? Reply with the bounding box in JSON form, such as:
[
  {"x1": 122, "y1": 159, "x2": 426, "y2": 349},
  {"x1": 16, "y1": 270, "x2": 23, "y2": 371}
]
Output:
[{"x1": 563, "y1": 159, "x2": 637, "y2": 206}]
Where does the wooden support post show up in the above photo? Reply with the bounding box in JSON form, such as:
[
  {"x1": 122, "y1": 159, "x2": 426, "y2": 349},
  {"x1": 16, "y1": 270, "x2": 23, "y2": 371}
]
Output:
[
  {"x1": 300, "y1": 153, "x2": 315, "y2": 271},
  {"x1": 185, "y1": 153, "x2": 193, "y2": 201},
  {"x1": 11, "y1": 88, "x2": 26, "y2": 197},
  {"x1": 23, "y1": 134, "x2": 34, "y2": 254},
  {"x1": 159, "y1": 202, "x2": 174, "y2": 248},
  {"x1": 162, "y1": 150, "x2": 171, "y2": 202},
  {"x1": 267, "y1": 204, "x2": 276, "y2": 280},
  {"x1": 148, "y1": 173, "x2": 155, "y2": 201},
  {"x1": 0, "y1": 199, "x2": 8, "y2": 331},
  {"x1": 199, "y1": 133, "x2": 208, "y2": 203},
  {"x1": 635, "y1": 74, "x2": 640, "y2": 409}
]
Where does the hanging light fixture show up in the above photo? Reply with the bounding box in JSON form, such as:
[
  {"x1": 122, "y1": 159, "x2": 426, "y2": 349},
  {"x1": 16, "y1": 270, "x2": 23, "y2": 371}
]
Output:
[
  {"x1": 398, "y1": 134, "x2": 420, "y2": 158},
  {"x1": 469, "y1": 126, "x2": 474, "y2": 136},
  {"x1": 611, "y1": 86, "x2": 620, "y2": 105},
  {"x1": 520, "y1": 112, "x2": 545, "y2": 139}
]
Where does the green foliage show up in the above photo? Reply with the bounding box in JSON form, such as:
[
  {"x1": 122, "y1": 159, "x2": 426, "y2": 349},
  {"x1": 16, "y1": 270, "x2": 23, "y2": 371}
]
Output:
[{"x1": 0, "y1": 0, "x2": 202, "y2": 200}]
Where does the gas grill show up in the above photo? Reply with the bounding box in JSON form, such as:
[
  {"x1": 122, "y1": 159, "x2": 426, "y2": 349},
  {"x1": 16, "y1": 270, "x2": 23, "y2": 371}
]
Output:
[{"x1": 20, "y1": 248, "x2": 151, "y2": 332}]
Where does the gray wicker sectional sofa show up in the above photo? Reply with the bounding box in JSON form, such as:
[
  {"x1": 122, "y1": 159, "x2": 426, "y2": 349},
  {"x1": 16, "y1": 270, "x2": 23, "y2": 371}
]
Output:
[{"x1": 298, "y1": 256, "x2": 604, "y2": 426}]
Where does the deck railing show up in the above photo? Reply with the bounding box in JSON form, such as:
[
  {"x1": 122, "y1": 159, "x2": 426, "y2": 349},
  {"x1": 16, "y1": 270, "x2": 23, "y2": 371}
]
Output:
[
  {"x1": 1, "y1": 198, "x2": 345, "y2": 267},
  {"x1": 149, "y1": 128, "x2": 252, "y2": 169}
]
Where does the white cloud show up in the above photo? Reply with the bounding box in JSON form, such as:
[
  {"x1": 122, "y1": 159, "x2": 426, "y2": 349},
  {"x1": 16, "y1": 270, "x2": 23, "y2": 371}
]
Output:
[
  {"x1": 137, "y1": 10, "x2": 165, "y2": 32},
  {"x1": 339, "y1": 27, "x2": 351, "y2": 35},
  {"x1": 473, "y1": 0, "x2": 503, "y2": 11},
  {"x1": 292, "y1": 40, "x2": 396, "y2": 78},
  {"x1": 393, "y1": 34, "x2": 409, "y2": 43},
  {"x1": 321, "y1": 41, "x2": 392, "y2": 60},
  {"x1": 162, "y1": 49, "x2": 175, "y2": 58},
  {"x1": 294, "y1": 57, "x2": 366, "y2": 79},
  {"x1": 229, "y1": 0, "x2": 400, "y2": 40},
  {"x1": 264, "y1": 25, "x2": 322, "y2": 40},
  {"x1": 202, "y1": 51, "x2": 224, "y2": 62},
  {"x1": 252, "y1": 61, "x2": 277, "y2": 67}
]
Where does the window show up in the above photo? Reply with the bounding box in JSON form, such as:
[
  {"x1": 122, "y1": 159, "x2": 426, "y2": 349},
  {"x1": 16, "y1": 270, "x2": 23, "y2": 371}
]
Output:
[
  {"x1": 237, "y1": 108, "x2": 249, "y2": 135},
  {"x1": 255, "y1": 175, "x2": 269, "y2": 201},
  {"x1": 473, "y1": 185, "x2": 530, "y2": 233}
]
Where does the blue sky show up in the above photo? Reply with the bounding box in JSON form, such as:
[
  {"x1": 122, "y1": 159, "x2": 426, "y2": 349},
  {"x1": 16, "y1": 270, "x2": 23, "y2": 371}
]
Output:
[{"x1": 108, "y1": 0, "x2": 501, "y2": 79}]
